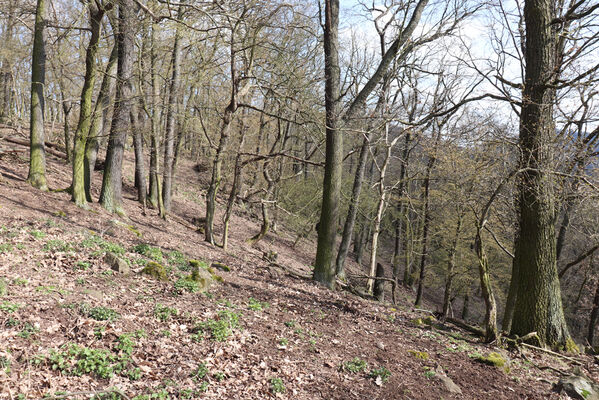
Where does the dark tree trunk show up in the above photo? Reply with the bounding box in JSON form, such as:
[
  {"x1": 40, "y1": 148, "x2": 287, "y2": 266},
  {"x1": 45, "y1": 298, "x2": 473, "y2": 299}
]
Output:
[
  {"x1": 99, "y1": 0, "x2": 134, "y2": 215},
  {"x1": 374, "y1": 263, "x2": 385, "y2": 302},
  {"x1": 442, "y1": 213, "x2": 463, "y2": 318},
  {"x1": 131, "y1": 103, "x2": 147, "y2": 208},
  {"x1": 587, "y1": 274, "x2": 599, "y2": 346},
  {"x1": 511, "y1": 0, "x2": 571, "y2": 349}
]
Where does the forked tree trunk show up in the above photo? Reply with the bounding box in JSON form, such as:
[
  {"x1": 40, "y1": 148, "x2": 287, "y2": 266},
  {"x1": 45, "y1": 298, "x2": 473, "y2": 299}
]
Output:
[
  {"x1": 27, "y1": 0, "x2": 48, "y2": 191},
  {"x1": 71, "y1": 4, "x2": 105, "y2": 207}
]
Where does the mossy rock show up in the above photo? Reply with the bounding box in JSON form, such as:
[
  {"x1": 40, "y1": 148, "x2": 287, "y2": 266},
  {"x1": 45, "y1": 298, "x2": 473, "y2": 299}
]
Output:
[
  {"x1": 127, "y1": 225, "x2": 142, "y2": 237},
  {"x1": 211, "y1": 262, "x2": 231, "y2": 272},
  {"x1": 408, "y1": 350, "x2": 430, "y2": 360},
  {"x1": 189, "y1": 259, "x2": 209, "y2": 270},
  {"x1": 189, "y1": 266, "x2": 214, "y2": 292},
  {"x1": 475, "y1": 352, "x2": 506, "y2": 367},
  {"x1": 141, "y1": 261, "x2": 168, "y2": 281},
  {"x1": 423, "y1": 315, "x2": 436, "y2": 326},
  {"x1": 411, "y1": 318, "x2": 424, "y2": 327}
]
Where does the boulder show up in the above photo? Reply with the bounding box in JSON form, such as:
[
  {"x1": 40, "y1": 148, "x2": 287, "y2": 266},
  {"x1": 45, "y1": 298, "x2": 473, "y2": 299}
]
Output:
[
  {"x1": 555, "y1": 374, "x2": 599, "y2": 400},
  {"x1": 141, "y1": 261, "x2": 168, "y2": 281},
  {"x1": 104, "y1": 252, "x2": 130, "y2": 275},
  {"x1": 434, "y1": 366, "x2": 462, "y2": 395}
]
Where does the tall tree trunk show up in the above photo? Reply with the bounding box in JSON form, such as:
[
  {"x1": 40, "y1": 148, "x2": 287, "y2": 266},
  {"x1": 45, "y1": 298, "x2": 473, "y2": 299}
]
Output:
[
  {"x1": 442, "y1": 213, "x2": 463, "y2": 318},
  {"x1": 393, "y1": 132, "x2": 411, "y2": 284},
  {"x1": 62, "y1": 100, "x2": 73, "y2": 162},
  {"x1": 85, "y1": 40, "x2": 118, "y2": 202},
  {"x1": 162, "y1": 4, "x2": 183, "y2": 215},
  {"x1": 148, "y1": 20, "x2": 161, "y2": 209},
  {"x1": 414, "y1": 148, "x2": 435, "y2": 307},
  {"x1": 27, "y1": 0, "x2": 48, "y2": 191},
  {"x1": 511, "y1": 0, "x2": 571, "y2": 349},
  {"x1": 587, "y1": 271, "x2": 599, "y2": 346},
  {"x1": 71, "y1": 4, "x2": 105, "y2": 207},
  {"x1": 131, "y1": 103, "x2": 147, "y2": 208},
  {"x1": 313, "y1": 0, "x2": 342, "y2": 288},
  {"x1": 99, "y1": 0, "x2": 134, "y2": 215}
]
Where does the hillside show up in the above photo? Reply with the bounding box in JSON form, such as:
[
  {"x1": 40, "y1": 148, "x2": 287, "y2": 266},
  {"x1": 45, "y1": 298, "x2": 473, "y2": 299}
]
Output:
[{"x1": 0, "y1": 139, "x2": 592, "y2": 399}]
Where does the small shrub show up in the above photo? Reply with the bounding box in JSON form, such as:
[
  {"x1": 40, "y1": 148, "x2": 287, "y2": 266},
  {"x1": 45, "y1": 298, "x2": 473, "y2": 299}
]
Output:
[
  {"x1": 195, "y1": 310, "x2": 241, "y2": 342},
  {"x1": 167, "y1": 250, "x2": 188, "y2": 271},
  {"x1": 247, "y1": 297, "x2": 269, "y2": 311},
  {"x1": 0, "y1": 301, "x2": 21, "y2": 313},
  {"x1": 18, "y1": 322, "x2": 39, "y2": 339},
  {"x1": 191, "y1": 362, "x2": 208, "y2": 381},
  {"x1": 132, "y1": 243, "x2": 163, "y2": 262},
  {"x1": 369, "y1": 366, "x2": 391, "y2": 383},
  {"x1": 80, "y1": 304, "x2": 119, "y2": 322},
  {"x1": 173, "y1": 278, "x2": 200, "y2": 294},
  {"x1": 30, "y1": 230, "x2": 46, "y2": 239},
  {"x1": 0, "y1": 243, "x2": 13, "y2": 253},
  {"x1": 341, "y1": 357, "x2": 367, "y2": 373},
  {"x1": 154, "y1": 303, "x2": 178, "y2": 322},
  {"x1": 43, "y1": 239, "x2": 71, "y2": 252},
  {"x1": 270, "y1": 377, "x2": 286, "y2": 394}
]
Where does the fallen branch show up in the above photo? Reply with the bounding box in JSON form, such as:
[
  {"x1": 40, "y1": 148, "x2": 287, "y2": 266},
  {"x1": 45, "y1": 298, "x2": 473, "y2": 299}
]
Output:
[
  {"x1": 1, "y1": 136, "x2": 67, "y2": 159},
  {"x1": 444, "y1": 316, "x2": 486, "y2": 337},
  {"x1": 520, "y1": 342, "x2": 583, "y2": 365}
]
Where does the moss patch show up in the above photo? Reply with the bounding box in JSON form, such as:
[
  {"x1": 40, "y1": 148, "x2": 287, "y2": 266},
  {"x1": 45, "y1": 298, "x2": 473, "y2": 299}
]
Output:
[
  {"x1": 475, "y1": 352, "x2": 506, "y2": 367},
  {"x1": 565, "y1": 337, "x2": 580, "y2": 354},
  {"x1": 408, "y1": 350, "x2": 430, "y2": 360},
  {"x1": 141, "y1": 261, "x2": 168, "y2": 281}
]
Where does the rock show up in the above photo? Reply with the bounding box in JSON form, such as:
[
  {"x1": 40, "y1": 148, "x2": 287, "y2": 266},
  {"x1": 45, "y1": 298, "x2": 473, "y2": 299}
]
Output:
[
  {"x1": 104, "y1": 252, "x2": 130, "y2": 275},
  {"x1": 81, "y1": 288, "x2": 103, "y2": 301},
  {"x1": 190, "y1": 267, "x2": 214, "y2": 291},
  {"x1": 211, "y1": 262, "x2": 231, "y2": 272},
  {"x1": 555, "y1": 374, "x2": 599, "y2": 400},
  {"x1": 434, "y1": 366, "x2": 462, "y2": 395},
  {"x1": 141, "y1": 261, "x2": 168, "y2": 281}
]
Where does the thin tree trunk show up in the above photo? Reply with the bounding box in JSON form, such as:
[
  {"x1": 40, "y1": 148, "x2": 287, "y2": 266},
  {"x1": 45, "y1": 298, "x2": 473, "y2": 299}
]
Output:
[
  {"x1": 162, "y1": 3, "x2": 183, "y2": 215},
  {"x1": 27, "y1": 0, "x2": 48, "y2": 191},
  {"x1": 62, "y1": 100, "x2": 72, "y2": 162},
  {"x1": 587, "y1": 272, "x2": 599, "y2": 346},
  {"x1": 85, "y1": 40, "x2": 117, "y2": 202},
  {"x1": 99, "y1": 0, "x2": 134, "y2": 215},
  {"x1": 442, "y1": 213, "x2": 463, "y2": 318},
  {"x1": 71, "y1": 4, "x2": 105, "y2": 207},
  {"x1": 414, "y1": 151, "x2": 435, "y2": 307},
  {"x1": 148, "y1": 20, "x2": 160, "y2": 208},
  {"x1": 131, "y1": 103, "x2": 147, "y2": 208}
]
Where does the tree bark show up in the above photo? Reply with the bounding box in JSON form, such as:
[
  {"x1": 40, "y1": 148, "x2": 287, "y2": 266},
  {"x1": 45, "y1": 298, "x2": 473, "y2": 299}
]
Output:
[
  {"x1": 313, "y1": 0, "x2": 342, "y2": 288},
  {"x1": 511, "y1": 0, "x2": 570, "y2": 348},
  {"x1": 71, "y1": 4, "x2": 105, "y2": 207},
  {"x1": 99, "y1": 0, "x2": 134, "y2": 215},
  {"x1": 587, "y1": 273, "x2": 599, "y2": 346},
  {"x1": 442, "y1": 213, "x2": 463, "y2": 318},
  {"x1": 27, "y1": 0, "x2": 48, "y2": 191},
  {"x1": 162, "y1": 4, "x2": 183, "y2": 215},
  {"x1": 85, "y1": 40, "x2": 117, "y2": 202},
  {"x1": 130, "y1": 102, "x2": 147, "y2": 207}
]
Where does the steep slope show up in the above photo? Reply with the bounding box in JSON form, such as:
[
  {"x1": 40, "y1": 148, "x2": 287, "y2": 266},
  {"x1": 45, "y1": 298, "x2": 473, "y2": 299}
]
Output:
[{"x1": 0, "y1": 140, "x2": 588, "y2": 399}]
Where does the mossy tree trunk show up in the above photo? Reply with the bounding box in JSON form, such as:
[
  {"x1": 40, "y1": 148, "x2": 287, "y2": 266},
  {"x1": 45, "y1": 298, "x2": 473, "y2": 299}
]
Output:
[
  {"x1": 510, "y1": 0, "x2": 570, "y2": 349},
  {"x1": 27, "y1": 0, "x2": 48, "y2": 191},
  {"x1": 85, "y1": 39, "x2": 117, "y2": 202},
  {"x1": 99, "y1": 0, "x2": 134, "y2": 215},
  {"x1": 71, "y1": 3, "x2": 105, "y2": 208}
]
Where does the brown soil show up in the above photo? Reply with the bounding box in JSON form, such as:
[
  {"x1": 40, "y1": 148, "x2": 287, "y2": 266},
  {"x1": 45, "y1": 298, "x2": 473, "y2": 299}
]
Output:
[{"x1": 0, "y1": 136, "x2": 589, "y2": 399}]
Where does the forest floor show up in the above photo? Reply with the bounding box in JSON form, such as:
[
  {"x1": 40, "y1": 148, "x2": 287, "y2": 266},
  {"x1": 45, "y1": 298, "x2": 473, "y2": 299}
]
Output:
[{"x1": 0, "y1": 132, "x2": 593, "y2": 399}]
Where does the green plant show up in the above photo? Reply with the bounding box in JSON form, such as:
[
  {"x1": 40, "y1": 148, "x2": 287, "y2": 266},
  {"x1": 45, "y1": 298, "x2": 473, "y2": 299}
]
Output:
[
  {"x1": 191, "y1": 362, "x2": 208, "y2": 381},
  {"x1": 132, "y1": 243, "x2": 163, "y2": 262},
  {"x1": 43, "y1": 239, "x2": 71, "y2": 252},
  {"x1": 76, "y1": 278, "x2": 86, "y2": 286},
  {"x1": 94, "y1": 326, "x2": 105, "y2": 339},
  {"x1": 424, "y1": 369, "x2": 436, "y2": 379},
  {"x1": 247, "y1": 297, "x2": 269, "y2": 311},
  {"x1": 195, "y1": 310, "x2": 241, "y2": 342},
  {"x1": 5, "y1": 317, "x2": 19, "y2": 327},
  {"x1": 0, "y1": 243, "x2": 13, "y2": 253},
  {"x1": 173, "y1": 278, "x2": 200, "y2": 295},
  {"x1": 80, "y1": 304, "x2": 120, "y2": 322},
  {"x1": 341, "y1": 357, "x2": 367, "y2": 373},
  {"x1": 278, "y1": 338, "x2": 288, "y2": 346},
  {"x1": 154, "y1": 303, "x2": 178, "y2": 322},
  {"x1": 18, "y1": 322, "x2": 39, "y2": 339},
  {"x1": 75, "y1": 261, "x2": 91, "y2": 270},
  {"x1": 285, "y1": 320, "x2": 296, "y2": 328},
  {"x1": 12, "y1": 277, "x2": 28, "y2": 286},
  {"x1": 30, "y1": 230, "x2": 46, "y2": 239},
  {"x1": 0, "y1": 301, "x2": 22, "y2": 313},
  {"x1": 213, "y1": 371, "x2": 226, "y2": 381},
  {"x1": 369, "y1": 366, "x2": 391, "y2": 383},
  {"x1": 270, "y1": 377, "x2": 286, "y2": 394},
  {"x1": 167, "y1": 250, "x2": 188, "y2": 271}
]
